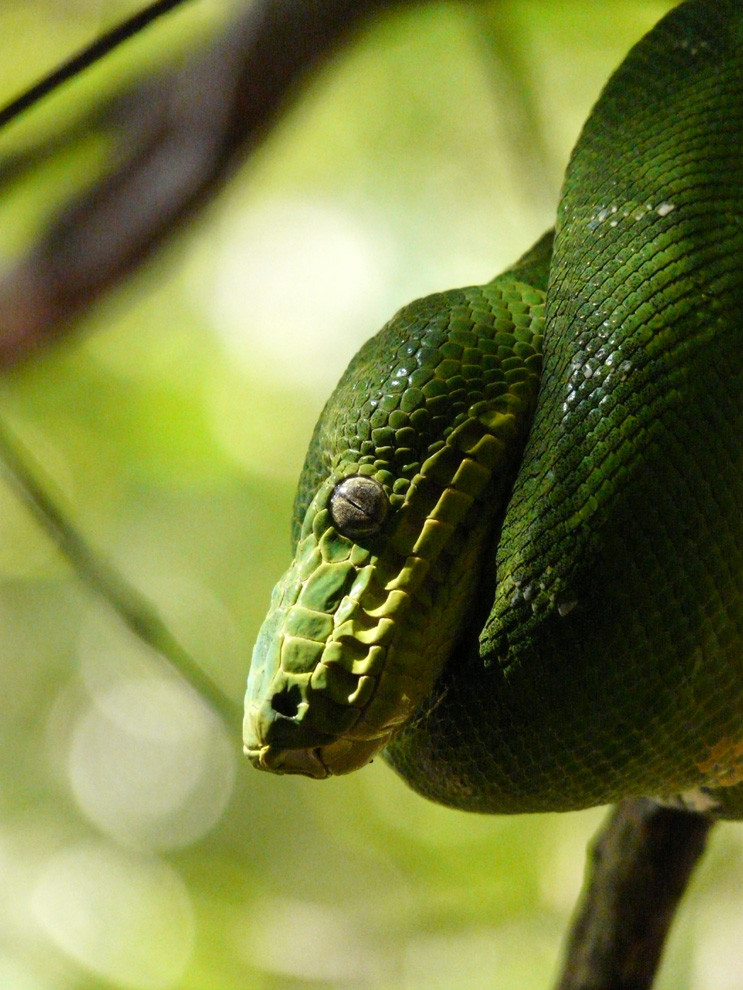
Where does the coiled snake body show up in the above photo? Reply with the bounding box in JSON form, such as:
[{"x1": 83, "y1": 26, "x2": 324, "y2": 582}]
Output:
[{"x1": 244, "y1": 0, "x2": 743, "y2": 818}]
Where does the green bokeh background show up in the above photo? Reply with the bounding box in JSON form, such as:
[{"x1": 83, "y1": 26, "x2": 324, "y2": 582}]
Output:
[{"x1": 1, "y1": 2, "x2": 742, "y2": 988}]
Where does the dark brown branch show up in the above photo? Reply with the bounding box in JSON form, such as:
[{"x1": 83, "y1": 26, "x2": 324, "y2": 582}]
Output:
[
  {"x1": 0, "y1": 0, "x2": 429, "y2": 365},
  {"x1": 554, "y1": 798, "x2": 713, "y2": 990}
]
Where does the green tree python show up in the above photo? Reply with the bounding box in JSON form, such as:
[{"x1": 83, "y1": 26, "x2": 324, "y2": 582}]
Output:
[{"x1": 243, "y1": 0, "x2": 743, "y2": 818}]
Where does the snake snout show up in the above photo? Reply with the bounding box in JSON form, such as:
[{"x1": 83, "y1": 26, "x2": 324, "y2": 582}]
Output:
[{"x1": 242, "y1": 685, "x2": 337, "y2": 779}]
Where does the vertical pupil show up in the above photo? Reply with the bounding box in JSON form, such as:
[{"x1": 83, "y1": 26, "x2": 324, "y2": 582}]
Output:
[{"x1": 330, "y1": 477, "x2": 388, "y2": 536}]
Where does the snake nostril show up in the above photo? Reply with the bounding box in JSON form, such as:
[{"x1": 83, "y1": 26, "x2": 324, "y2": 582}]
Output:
[{"x1": 272, "y1": 686, "x2": 301, "y2": 719}]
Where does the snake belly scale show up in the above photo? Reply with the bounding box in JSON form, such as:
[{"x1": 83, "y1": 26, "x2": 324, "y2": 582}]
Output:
[{"x1": 244, "y1": 0, "x2": 743, "y2": 818}]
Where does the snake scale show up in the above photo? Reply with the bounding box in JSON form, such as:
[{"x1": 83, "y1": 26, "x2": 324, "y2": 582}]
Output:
[{"x1": 244, "y1": 0, "x2": 743, "y2": 818}]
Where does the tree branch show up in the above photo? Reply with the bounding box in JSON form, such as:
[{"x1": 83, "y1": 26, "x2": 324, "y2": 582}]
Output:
[
  {"x1": 554, "y1": 798, "x2": 713, "y2": 990},
  {"x1": 0, "y1": 0, "x2": 429, "y2": 365}
]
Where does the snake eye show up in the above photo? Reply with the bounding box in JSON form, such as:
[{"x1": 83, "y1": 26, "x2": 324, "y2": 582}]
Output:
[{"x1": 330, "y1": 476, "x2": 389, "y2": 539}]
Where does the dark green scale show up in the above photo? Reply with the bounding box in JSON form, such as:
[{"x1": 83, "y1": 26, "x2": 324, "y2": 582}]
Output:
[
  {"x1": 386, "y1": 0, "x2": 743, "y2": 816},
  {"x1": 292, "y1": 271, "x2": 546, "y2": 531}
]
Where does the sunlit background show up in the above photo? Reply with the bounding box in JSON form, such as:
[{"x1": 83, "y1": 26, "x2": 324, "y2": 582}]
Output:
[{"x1": 1, "y1": 1, "x2": 743, "y2": 988}]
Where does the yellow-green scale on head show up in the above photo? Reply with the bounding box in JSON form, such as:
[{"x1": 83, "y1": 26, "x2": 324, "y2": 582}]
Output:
[{"x1": 243, "y1": 240, "x2": 551, "y2": 778}]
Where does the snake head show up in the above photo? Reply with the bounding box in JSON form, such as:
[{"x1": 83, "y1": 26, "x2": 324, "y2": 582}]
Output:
[
  {"x1": 243, "y1": 473, "x2": 414, "y2": 778},
  {"x1": 244, "y1": 279, "x2": 544, "y2": 777},
  {"x1": 244, "y1": 466, "x2": 473, "y2": 778}
]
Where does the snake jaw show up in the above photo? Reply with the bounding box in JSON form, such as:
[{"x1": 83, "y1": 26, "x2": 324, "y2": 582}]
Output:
[
  {"x1": 243, "y1": 742, "x2": 330, "y2": 780},
  {"x1": 243, "y1": 735, "x2": 393, "y2": 779},
  {"x1": 243, "y1": 734, "x2": 392, "y2": 778}
]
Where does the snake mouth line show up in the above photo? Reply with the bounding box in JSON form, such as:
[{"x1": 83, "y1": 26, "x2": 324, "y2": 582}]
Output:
[{"x1": 244, "y1": 743, "x2": 331, "y2": 780}]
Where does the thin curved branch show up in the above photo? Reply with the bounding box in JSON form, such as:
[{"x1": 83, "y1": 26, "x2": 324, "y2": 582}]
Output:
[{"x1": 0, "y1": 0, "x2": 196, "y2": 129}]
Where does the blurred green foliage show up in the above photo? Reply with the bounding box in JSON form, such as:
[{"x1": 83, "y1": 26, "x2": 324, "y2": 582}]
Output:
[{"x1": 1, "y1": 2, "x2": 743, "y2": 988}]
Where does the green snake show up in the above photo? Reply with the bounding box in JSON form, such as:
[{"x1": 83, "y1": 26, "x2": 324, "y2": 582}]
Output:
[{"x1": 243, "y1": 0, "x2": 743, "y2": 818}]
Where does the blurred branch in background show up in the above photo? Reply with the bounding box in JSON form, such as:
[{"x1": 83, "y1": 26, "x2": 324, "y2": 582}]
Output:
[
  {"x1": 0, "y1": 0, "x2": 444, "y2": 365},
  {"x1": 0, "y1": 415, "x2": 239, "y2": 723}
]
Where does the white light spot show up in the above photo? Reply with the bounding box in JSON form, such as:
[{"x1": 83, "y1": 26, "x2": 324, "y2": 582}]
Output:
[
  {"x1": 31, "y1": 842, "x2": 194, "y2": 990},
  {"x1": 67, "y1": 676, "x2": 235, "y2": 851},
  {"x1": 209, "y1": 198, "x2": 394, "y2": 391},
  {"x1": 694, "y1": 895, "x2": 743, "y2": 990},
  {"x1": 656, "y1": 202, "x2": 675, "y2": 217},
  {"x1": 0, "y1": 958, "x2": 46, "y2": 990},
  {"x1": 242, "y1": 898, "x2": 376, "y2": 983}
]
